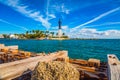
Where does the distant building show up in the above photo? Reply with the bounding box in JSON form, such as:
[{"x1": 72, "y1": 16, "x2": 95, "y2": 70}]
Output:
[
  {"x1": 0, "y1": 34, "x2": 4, "y2": 38},
  {"x1": 9, "y1": 34, "x2": 18, "y2": 39},
  {"x1": 58, "y1": 19, "x2": 62, "y2": 38}
]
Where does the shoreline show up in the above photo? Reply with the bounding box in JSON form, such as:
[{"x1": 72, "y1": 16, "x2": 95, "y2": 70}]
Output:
[{"x1": 1, "y1": 38, "x2": 120, "y2": 40}]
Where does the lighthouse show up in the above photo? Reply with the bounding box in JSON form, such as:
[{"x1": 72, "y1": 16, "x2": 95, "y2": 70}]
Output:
[{"x1": 58, "y1": 19, "x2": 62, "y2": 38}]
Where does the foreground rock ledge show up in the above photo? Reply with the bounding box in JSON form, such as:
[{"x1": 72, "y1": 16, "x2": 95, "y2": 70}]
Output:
[{"x1": 31, "y1": 61, "x2": 80, "y2": 80}]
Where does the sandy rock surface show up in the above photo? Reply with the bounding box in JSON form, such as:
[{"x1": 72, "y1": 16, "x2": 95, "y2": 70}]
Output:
[{"x1": 31, "y1": 61, "x2": 80, "y2": 80}]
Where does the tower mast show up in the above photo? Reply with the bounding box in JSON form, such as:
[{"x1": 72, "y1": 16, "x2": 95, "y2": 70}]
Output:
[
  {"x1": 58, "y1": 18, "x2": 62, "y2": 29},
  {"x1": 58, "y1": 19, "x2": 62, "y2": 38}
]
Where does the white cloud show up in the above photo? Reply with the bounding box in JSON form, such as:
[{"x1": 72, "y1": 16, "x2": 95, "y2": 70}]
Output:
[
  {"x1": 61, "y1": 4, "x2": 70, "y2": 14},
  {"x1": 71, "y1": 7, "x2": 120, "y2": 32},
  {"x1": 51, "y1": 25, "x2": 68, "y2": 30},
  {"x1": 49, "y1": 14, "x2": 56, "y2": 19},
  {"x1": 1, "y1": 0, "x2": 56, "y2": 30},
  {"x1": 46, "y1": 0, "x2": 50, "y2": 18},
  {"x1": 69, "y1": 28, "x2": 120, "y2": 38},
  {"x1": 87, "y1": 22, "x2": 120, "y2": 28},
  {"x1": 7, "y1": 0, "x2": 19, "y2": 7},
  {"x1": 49, "y1": 2, "x2": 70, "y2": 14},
  {"x1": 62, "y1": 26, "x2": 68, "y2": 30},
  {"x1": 65, "y1": 10, "x2": 70, "y2": 14},
  {"x1": 0, "y1": 19, "x2": 29, "y2": 31},
  {"x1": 46, "y1": 0, "x2": 56, "y2": 20},
  {"x1": 105, "y1": 30, "x2": 120, "y2": 35}
]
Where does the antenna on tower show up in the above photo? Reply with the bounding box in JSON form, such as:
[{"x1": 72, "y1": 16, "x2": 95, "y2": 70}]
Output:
[
  {"x1": 58, "y1": 18, "x2": 62, "y2": 29},
  {"x1": 58, "y1": 18, "x2": 62, "y2": 38}
]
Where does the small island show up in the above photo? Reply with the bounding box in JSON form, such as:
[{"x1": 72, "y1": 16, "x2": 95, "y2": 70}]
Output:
[{"x1": 1, "y1": 19, "x2": 69, "y2": 40}]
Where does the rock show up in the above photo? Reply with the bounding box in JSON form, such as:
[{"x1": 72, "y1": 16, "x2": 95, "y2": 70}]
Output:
[
  {"x1": 10, "y1": 49, "x2": 18, "y2": 54},
  {"x1": 31, "y1": 61, "x2": 80, "y2": 80}
]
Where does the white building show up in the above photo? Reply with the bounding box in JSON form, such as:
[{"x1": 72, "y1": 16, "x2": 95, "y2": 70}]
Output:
[
  {"x1": 9, "y1": 34, "x2": 18, "y2": 39},
  {"x1": 0, "y1": 34, "x2": 4, "y2": 38},
  {"x1": 58, "y1": 29, "x2": 62, "y2": 38}
]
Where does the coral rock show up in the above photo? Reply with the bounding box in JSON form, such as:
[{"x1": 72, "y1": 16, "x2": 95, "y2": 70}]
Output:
[{"x1": 31, "y1": 61, "x2": 80, "y2": 80}]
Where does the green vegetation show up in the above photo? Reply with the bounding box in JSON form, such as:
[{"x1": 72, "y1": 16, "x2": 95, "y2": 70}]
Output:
[
  {"x1": 3, "y1": 30, "x2": 69, "y2": 39},
  {"x1": 2, "y1": 34, "x2": 9, "y2": 38},
  {"x1": 25, "y1": 30, "x2": 46, "y2": 39}
]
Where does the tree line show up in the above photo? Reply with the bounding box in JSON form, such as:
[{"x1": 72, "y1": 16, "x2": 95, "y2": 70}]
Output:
[{"x1": 3, "y1": 30, "x2": 68, "y2": 39}]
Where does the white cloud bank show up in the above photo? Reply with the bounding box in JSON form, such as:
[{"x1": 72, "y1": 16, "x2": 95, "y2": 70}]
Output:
[
  {"x1": 70, "y1": 28, "x2": 120, "y2": 39},
  {"x1": 68, "y1": 7, "x2": 120, "y2": 38}
]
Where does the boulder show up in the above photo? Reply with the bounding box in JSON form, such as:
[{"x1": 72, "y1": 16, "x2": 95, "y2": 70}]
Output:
[
  {"x1": 10, "y1": 49, "x2": 18, "y2": 54},
  {"x1": 1, "y1": 47, "x2": 9, "y2": 53},
  {"x1": 31, "y1": 61, "x2": 80, "y2": 80}
]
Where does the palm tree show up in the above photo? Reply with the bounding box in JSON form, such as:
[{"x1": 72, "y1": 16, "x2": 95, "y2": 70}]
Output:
[
  {"x1": 56, "y1": 33, "x2": 58, "y2": 36},
  {"x1": 45, "y1": 30, "x2": 49, "y2": 37},
  {"x1": 26, "y1": 31, "x2": 29, "y2": 35},
  {"x1": 50, "y1": 32, "x2": 54, "y2": 37},
  {"x1": 29, "y1": 31, "x2": 32, "y2": 34},
  {"x1": 3, "y1": 34, "x2": 8, "y2": 38},
  {"x1": 46, "y1": 31, "x2": 49, "y2": 34},
  {"x1": 32, "y1": 30, "x2": 35, "y2": 34},
  {"x1": 62, "y1": 33, "x2": 65, "y2": 36},
  {"x1": 35, "y1": 30, "x2": 40, "y2": 34}
]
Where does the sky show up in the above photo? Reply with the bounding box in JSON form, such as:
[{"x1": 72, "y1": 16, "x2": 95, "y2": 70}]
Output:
[{"x1": 0, "y1": 0, "x2": 120, "y2": 38}]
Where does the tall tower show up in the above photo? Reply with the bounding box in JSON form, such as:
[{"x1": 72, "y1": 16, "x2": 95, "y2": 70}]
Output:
[
  {"x1": 58, "y1": 19, "x2": 62, "y2": 38},
  {"x1": 58, "y1": 19, "x2": 61, "y2": 29}
]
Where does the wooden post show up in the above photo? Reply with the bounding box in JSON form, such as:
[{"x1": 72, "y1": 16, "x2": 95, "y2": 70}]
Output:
[
  {"x1": 107, "y1": 54, "x2": 120, "y2": 80},
  {"x1": 0, "y1": 51, "x2": 68, "y2": 80}
]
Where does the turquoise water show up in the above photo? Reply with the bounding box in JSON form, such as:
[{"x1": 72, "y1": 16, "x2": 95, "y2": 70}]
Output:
[{"x1": 0, "y1": 39, "x2": 120, "y2": 61}]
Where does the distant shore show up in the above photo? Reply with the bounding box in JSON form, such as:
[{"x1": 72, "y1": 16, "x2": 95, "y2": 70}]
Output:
[{"x1": 1, "y1": 38, "x2": 120, "y2": 40}]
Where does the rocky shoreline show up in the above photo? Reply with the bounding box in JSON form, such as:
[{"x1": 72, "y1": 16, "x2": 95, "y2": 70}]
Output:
[{"x1": 0, "y1": 44, "x2": 108, "y2": 80}]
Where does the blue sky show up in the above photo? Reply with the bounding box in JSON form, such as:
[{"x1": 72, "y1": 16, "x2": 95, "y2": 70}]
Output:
[{"x1": 0, "y1": 0, "x2": 120, "y2": 38}]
